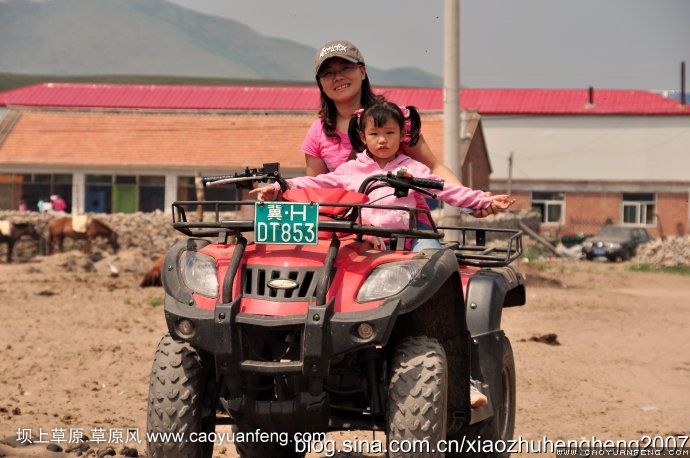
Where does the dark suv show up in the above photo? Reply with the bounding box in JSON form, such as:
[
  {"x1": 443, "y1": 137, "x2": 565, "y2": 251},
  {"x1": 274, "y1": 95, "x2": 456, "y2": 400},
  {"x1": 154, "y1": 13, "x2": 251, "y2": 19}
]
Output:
[{"x1": 582, "y1": 225, "x2": 652, "y2": 261}]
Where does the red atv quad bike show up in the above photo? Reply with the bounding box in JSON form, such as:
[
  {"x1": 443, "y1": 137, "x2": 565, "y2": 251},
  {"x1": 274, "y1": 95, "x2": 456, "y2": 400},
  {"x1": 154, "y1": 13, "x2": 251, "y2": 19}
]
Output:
[{"x1": 146, "y1": 163, "x2": 526, "y2": 458}]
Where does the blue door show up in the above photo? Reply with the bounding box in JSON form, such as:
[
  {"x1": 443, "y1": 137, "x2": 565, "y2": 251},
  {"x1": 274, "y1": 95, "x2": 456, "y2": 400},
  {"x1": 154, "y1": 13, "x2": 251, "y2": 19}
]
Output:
[{"x1": 86, "y1": 189, "x2": 106, "y2": 213}]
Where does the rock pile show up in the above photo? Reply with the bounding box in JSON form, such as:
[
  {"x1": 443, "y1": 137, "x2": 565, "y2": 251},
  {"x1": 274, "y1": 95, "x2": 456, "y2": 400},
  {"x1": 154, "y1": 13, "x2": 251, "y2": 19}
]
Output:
[
  {"x1": 0, "y1": 210, "x2": 184, "y2": 259},
  {"x1": 633, "y1": 236, "x2": 690, "y2": 267}
]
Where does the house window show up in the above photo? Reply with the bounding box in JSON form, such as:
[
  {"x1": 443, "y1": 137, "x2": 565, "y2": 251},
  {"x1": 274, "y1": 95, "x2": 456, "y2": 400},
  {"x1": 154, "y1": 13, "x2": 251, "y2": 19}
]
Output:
[
  {"x1": 86, "y1": 174, "x2": 113, "y2": 213},
  {"x1": 531, "y1": 192, "x2": 564, "y2": 224},
  {"x1": 621, "y1": 193, "x2": 655, "y2": 226},
  {"x1": 139, "y1": 176, "x2": 165, "y2": 212}
]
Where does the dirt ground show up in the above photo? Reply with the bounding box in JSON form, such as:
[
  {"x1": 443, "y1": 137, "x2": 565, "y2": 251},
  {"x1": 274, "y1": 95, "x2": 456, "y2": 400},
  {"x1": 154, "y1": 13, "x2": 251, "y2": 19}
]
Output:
[{"x1": 0, "y1": 248, "x2": 688, "y2": 457}]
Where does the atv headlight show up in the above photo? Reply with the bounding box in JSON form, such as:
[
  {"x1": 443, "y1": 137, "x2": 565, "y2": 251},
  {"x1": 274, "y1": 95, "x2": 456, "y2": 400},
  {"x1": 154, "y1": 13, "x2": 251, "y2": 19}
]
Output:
[
  {"x1": 606, "y1": 242, "x2": 621, "y2": 249},
  {"x1": 357, "y1": 260, "x2": 426, "y2": 302},
  {"x1": 582, "y1": 241, "x2": 593, "y2": 249},
  {"x1": 179, "y1": 251, "x2": 218, "y2": 298}
]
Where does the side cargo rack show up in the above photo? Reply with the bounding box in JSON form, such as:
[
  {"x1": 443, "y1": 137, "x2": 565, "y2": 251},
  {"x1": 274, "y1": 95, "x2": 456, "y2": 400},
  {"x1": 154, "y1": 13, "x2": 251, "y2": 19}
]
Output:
[{"x1": 439, "y1": 226, "x2": 523, "y2": 268}]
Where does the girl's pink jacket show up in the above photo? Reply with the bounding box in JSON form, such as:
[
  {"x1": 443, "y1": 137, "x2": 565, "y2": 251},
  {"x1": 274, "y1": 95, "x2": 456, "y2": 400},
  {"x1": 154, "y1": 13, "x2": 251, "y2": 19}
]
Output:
[{"x1": 273, "y1": 152, "x2": 492, "y2": 229}]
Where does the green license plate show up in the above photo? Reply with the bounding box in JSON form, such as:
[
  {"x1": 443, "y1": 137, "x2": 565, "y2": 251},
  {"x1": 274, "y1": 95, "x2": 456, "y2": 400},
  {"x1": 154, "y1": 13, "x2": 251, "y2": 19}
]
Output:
[{"x1": 254, "y1": 202, "x2": 319, "y2": 245}]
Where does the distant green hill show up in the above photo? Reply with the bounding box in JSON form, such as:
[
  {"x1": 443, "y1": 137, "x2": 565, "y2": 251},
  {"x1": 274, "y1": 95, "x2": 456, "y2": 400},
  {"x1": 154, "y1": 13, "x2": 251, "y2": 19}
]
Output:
[{"x1": 0, "y1": 0, "x2": 441, "y2": 87}]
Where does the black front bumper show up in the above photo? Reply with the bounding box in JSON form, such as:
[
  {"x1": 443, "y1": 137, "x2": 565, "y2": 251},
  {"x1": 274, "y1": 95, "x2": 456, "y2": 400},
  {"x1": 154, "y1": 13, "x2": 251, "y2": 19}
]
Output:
[{"x1": 164, "y1": 293, "x2": 401, "y2": 377}]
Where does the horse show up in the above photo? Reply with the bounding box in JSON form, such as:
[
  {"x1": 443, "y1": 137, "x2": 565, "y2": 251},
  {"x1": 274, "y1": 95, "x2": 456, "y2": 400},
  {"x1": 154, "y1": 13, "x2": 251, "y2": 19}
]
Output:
[
  {"x1": 140, "y1": 256, "x2": 164, "y2": 287},
  {"x1": 48, "y1": 216, "x2": 120, "y2": 254},
  {"x1": 0, "y1": 222, "x2": 43, "y2": 263}
]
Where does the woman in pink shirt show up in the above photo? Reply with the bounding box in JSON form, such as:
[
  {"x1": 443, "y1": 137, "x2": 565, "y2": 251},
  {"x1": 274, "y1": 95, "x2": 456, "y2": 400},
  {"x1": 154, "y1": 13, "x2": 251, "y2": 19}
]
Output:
[
  {"x1": 305, "y1": 40, "x2": 493, "y2": 219},
  {"x1": 305, "y1": 42, "x2": 452, "y2": 177}
]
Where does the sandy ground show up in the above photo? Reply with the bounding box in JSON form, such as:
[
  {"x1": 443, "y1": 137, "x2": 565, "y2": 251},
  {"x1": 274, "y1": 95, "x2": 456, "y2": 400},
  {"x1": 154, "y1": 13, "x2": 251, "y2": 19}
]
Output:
[{"x1": 0, "y1": 249, "x2": 688, "y2": 457}]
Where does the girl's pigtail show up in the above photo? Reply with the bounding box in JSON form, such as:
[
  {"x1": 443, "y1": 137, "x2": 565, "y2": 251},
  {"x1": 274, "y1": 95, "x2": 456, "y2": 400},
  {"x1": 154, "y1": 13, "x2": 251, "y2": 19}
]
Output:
[
  {"x1": 348, "y1": 113, "x2": 367, "y2": 152},
  {"x1": 405, "y1": 105, "x2": 421, "y2": 146}
]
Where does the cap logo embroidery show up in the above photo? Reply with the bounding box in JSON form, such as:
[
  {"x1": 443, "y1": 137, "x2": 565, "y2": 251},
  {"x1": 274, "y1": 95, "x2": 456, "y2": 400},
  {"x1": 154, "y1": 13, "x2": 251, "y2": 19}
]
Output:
[{"x1": 319, "y1": 44, "x2": 348, "y2": 58}]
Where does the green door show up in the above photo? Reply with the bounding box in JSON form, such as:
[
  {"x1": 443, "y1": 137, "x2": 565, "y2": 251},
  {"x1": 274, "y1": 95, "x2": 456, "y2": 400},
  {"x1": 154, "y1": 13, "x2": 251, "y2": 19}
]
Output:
[{"x1": 112, "y1": 184, "x2": 137, "y2": 213}]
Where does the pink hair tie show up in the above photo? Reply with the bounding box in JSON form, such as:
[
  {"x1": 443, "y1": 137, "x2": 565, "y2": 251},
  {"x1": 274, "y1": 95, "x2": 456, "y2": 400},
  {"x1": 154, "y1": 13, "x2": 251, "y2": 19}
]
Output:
[
  {"x1": 399, "y1": 105, "x2": 413, "y2": 144},
  {"x1": 354, "y1": 108, "x2": 364, "y2": 119}
]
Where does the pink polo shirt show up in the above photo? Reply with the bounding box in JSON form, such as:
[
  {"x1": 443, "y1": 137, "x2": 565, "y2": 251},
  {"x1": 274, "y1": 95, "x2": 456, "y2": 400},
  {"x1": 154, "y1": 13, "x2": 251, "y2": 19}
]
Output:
[
  {"x1": 301, "y1": 115, "x2": 422, "y2": 173},
  {"x1": 301, "y1": 119, "x2": 353, "y2": 173}
]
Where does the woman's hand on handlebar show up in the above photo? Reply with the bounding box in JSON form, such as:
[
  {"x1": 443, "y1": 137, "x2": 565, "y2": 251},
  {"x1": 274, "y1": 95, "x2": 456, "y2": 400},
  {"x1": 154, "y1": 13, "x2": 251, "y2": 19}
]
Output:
[{"x1": 249, "y1": 185, "x2": 278, "y2": 202}]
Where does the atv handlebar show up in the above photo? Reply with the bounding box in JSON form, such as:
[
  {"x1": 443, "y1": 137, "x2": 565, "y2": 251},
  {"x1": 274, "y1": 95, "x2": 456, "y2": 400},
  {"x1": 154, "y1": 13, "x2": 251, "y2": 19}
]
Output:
[
  {"x1": 203, "y1": 163, "x2": 288, "y2": 192},
  {"x1": 204, "y1": 163, "x2": 446, "y2": 200},
  {"x1": 203, "y1": 174, "x2": 269, "y2": 186}
]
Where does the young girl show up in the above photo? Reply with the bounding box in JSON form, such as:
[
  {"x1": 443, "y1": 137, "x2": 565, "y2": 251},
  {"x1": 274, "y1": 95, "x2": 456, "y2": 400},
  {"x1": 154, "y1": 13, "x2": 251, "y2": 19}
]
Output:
[{"x1": 253, "y1": 101, "x2": 514, "y2": 239}]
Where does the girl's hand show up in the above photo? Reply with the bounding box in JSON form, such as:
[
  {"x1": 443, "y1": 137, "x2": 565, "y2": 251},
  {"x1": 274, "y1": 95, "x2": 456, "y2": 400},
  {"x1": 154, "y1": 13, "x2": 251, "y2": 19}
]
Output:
[
  {"x1": 490, "y1": 195, "x2": 516, "y2": 212},
  {"x1": 248, "y1": 185, "x2": 278, "y2": 202}
]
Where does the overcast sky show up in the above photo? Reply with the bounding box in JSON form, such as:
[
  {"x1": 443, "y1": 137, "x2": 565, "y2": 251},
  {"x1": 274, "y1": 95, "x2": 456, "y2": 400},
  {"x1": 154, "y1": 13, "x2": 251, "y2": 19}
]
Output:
[{"x1": 167, "y1": 0, "x2": 689, "y2": 91}]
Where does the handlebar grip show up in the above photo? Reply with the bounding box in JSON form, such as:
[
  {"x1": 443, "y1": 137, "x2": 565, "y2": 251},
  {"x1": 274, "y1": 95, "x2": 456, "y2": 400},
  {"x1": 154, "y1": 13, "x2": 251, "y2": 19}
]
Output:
[{"x1": 410, "y1": 177, "x2": 444, "y2": 190}]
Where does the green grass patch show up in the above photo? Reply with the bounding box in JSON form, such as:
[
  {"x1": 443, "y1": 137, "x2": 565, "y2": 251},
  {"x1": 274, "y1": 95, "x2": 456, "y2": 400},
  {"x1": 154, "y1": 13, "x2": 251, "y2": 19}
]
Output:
[
  {"x1": 149, "y1": 296, "x2": 164, "y2": 307},
  {"x1": 629, "y1": 263, "x2": 690, "y2": 275},
  {"x1": 523, "y1": 247, "x2": 544, "y2": 263}
]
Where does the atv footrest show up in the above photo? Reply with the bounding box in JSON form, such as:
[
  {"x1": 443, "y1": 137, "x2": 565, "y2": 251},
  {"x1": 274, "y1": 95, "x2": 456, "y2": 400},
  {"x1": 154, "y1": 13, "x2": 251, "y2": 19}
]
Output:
[{"x1": 239, "y1": 360, "x2": 302, "y2": 374}]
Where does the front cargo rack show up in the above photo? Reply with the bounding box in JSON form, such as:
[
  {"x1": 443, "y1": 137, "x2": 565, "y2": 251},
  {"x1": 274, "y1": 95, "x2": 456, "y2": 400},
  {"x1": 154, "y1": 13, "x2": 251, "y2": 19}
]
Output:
[
  {"x1": 439, "y1": 226, "x2": 523, "y2": 267},
  {"x1": 171, "y1": 200, "x2": 444, "y2": 241},
  {"x1": 170, "y1": 201, "x2": 522, "y2": 267}
]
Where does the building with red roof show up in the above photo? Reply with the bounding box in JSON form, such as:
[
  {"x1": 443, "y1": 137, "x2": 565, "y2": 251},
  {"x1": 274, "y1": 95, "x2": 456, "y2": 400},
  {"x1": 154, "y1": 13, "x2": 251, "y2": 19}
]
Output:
[
  {"x1": 1, "y1": 83, "x2": 688, "y2": 238},
  {"x1": 2, "y1": 83, "x2": 686, "y2": 114}
]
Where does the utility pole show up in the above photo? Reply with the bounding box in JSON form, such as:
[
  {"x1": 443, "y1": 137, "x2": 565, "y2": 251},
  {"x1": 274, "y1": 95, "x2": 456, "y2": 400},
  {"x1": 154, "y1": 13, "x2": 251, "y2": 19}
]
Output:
[
  {"x1": 443, "y1": 0, "x2": 461, "y2": 230},
  {"x1": 507, "y1": 151, "x2": 514, "y2": 195}
]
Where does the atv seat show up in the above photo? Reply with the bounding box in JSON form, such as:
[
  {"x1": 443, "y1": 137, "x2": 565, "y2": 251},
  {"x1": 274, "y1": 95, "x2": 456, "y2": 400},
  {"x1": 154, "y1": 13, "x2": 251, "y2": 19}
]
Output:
[
  {"x1": 283, "y1": 187, "x2": 369, "y2": 218},
  {"x1": 283, "y1": 188, "x2": 370, "y2": 240}
]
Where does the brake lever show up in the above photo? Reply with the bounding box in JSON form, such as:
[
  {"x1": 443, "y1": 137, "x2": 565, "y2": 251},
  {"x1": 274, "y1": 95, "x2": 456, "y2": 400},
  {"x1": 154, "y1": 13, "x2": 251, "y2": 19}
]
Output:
[{"x1": 408, "y1": 184, "x2": 437, "y2": 199}]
